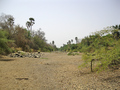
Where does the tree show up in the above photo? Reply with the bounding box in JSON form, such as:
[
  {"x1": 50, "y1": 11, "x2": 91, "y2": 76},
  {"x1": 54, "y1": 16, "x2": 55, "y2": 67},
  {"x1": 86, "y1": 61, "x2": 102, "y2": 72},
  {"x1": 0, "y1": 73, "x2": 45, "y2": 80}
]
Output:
[
  {"x1": 29, "y1": 17, "x2": 35, "y2": 31},
  {"x1": 112, "y1": 25, "x2": 120, "y2": 40},
  {"x1": 0, "y1": 13, "x2": 14, "y2": 30},
  {"x1": 26, "y1": 21, "x2": 31, "y2": 30},
  {"x1": 7, "y1": 17, "x2": 14, "y2": 39},
  {"x1": 0, "y1": 14, "x2": 15, "y2": 39},
  {"x1": 68, "y1": 40, "x2": 71, "y2": 44},
  {"x1": 0, "y1": 30, "x2": 12, "y2": 54},
  {"x1": 112, "y1": 25, "x2": 120, "y2": 29},
  {"x1": 71, "y1": 39, "x2": 73, "y2": 44},
  {"x1": 26, "y1": 17, "x2": 35, "y2": 31},
  {"x1": 8, "y1": 17, "x2": 14, "y2": 28},
  {"x1": 75, "y1": 37, "x2": 78, "y2": 44},
  {"x1": 35, "y1": 28, "x2": 46, "y2": 41},
  {"x1": 52, "y1": 41, "x2": 54, "y2": 45}
]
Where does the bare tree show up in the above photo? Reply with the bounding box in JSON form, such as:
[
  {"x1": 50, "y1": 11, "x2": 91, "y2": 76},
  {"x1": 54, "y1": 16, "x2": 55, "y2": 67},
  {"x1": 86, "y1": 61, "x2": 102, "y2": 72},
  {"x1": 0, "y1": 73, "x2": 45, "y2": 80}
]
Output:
[
  {"x1": 0, "y1": 13, "x2": 14, "y2": 30},
  {"x1": 0, "y1": 13, "x2": 15, "y2": 39}
]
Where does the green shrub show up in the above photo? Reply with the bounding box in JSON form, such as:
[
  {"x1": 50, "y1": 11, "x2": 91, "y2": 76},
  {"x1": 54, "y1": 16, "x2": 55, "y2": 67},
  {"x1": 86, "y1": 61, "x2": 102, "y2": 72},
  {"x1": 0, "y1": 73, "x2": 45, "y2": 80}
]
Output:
[
  {"x1": 67, "y1": 52, "x2": 74, "y2": 55},
  {"x1": 20, "y1": 52, "x2": 25, "y2": 56},
  {"x1": 0, "y1": 30, "x2": 12, "y2": 54},
  {"x1": 67, "y1": 52, "x2": 79, "y2": 56},
  {"x1": 80, "y1": 44, "x2": 120, "y2": 72}
]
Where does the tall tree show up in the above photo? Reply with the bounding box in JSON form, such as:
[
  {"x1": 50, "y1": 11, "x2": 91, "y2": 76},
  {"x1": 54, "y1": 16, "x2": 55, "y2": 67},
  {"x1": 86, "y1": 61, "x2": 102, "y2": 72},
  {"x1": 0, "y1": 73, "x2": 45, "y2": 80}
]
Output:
[
  {"x1": 71, "y1": 39, "x2": 73, "y2": 44},
  {"x1": 0, "y1": 30, "x2": 12, "y2": 54},
  {"x1": 0, "y1": 13, "x2": 14, "y2": 30},
  {"x1": 0, "y1": 14, "x2": 15, "y2": 39},
  {"x1": 26, "y1": 17, "x2": 35, "y2": 31},
  {"x1": 26, "y1": 21, "x2": 31, "y2": 30},
  {"x1": 29, "y1": 17, "x2": 35, "y2": 31},
  {"x1": 52, "y1": 41, "x2": 54, "y2": 45},
  {"x1": 8, "y1": 17, "x2": 14, "y2": 28},
  {"x1": 68, "y1": 40, "x2": 71, "y2": 44},
  {"x1": 75, "y1": 37, "x2": 78, "y2": 44},
  {"x1": 112, "y1": 24, "x2": 120, "y2": 40}
]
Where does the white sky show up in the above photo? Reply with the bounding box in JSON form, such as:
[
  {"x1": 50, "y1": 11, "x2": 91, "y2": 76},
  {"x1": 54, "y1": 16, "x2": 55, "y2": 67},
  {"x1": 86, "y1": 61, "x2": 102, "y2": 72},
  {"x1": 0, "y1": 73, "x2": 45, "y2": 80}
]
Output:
[{"x1": 0, "y1": 0, "x2": 120, "y2": 47}]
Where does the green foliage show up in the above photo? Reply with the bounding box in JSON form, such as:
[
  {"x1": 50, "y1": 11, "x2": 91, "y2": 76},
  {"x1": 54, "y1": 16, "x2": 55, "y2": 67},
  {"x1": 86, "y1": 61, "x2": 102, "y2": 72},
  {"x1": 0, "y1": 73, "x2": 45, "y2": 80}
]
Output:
[
  {"x1": 59, "y1": 24, "x2": 120, "y2": 72},
  {"x1": 0, "y1": 30, "x2": 12, "y2": 54},
  {"x1": 79, "y1": 26, "x2": 120, "y2": 72},
  {"x1": 67, "y1": 51, "x2": 79, "y2": 56},
  {"x1": 81, "y1": 44, "x2": 120, "y2": 72},
  {"x1": 0, "y1": 13, "x2": 55, "y2": 54},
  {"x1": 67, "y1": 52, "x2": 74, "y2": 56},
  {"x1": 59, "y1": 44, "x2": 78, "y2": 52},
  {"x1": 20, "y1": 52, "x2": 25, "y2": 56}
]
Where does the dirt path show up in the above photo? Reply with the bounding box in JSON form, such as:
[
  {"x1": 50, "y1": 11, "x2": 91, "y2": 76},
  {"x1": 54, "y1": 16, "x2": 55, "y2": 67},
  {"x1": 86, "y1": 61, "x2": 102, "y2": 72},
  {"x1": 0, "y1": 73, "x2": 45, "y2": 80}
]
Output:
[{"x1": 0, "y1": 52, "x2": 120, "y2": 90}]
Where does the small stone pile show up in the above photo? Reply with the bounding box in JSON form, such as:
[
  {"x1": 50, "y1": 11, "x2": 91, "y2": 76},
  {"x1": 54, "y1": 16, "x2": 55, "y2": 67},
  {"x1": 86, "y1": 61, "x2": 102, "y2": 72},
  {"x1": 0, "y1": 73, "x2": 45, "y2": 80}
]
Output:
[{"x1": 8, "y1": 51, "x2": 41, "y2": 58}]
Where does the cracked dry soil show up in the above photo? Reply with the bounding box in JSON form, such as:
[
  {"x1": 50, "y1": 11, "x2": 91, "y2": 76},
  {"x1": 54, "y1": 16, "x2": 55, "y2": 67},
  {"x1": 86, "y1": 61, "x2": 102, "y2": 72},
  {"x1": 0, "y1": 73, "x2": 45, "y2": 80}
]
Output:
[{"x1": 0, "y1": 52, "x2": 120, "y2": 90}]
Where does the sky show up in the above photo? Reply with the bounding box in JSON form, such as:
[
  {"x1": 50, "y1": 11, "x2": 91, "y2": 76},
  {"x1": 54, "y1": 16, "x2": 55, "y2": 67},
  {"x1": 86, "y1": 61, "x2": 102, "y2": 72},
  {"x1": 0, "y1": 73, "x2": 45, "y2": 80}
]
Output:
[{"x1": 0, "y1": 0, "x2": 120, "y2": 47}]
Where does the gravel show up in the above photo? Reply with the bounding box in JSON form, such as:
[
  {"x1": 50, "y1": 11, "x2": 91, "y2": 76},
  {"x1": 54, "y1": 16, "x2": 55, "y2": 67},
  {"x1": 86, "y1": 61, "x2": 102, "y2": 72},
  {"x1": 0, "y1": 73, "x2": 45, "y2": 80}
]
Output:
[{"x1": 0, "y1": 52, "x2": 120, "y2": 90}]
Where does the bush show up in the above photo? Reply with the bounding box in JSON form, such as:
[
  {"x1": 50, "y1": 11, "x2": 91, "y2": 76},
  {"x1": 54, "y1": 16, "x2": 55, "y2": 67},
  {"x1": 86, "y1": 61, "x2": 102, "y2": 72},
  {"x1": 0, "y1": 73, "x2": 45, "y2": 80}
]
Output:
[
  {"x1": 80, "y1": 44, "x2": 120, "y2": 72},
  {"x1": 67, "y1": 52, "x2": 79, "y2": 56},
  {"x1": 11, "y1": 47, "x2": 16, "y2": 53},
  {"x1": 0, "y1": 30, "x2": 12, "y2": 54},
  {"x1": 30, "y1": 49, "x2": 34, "y2": 52},
  {"x1": 15, "y1": 47, "x2": 22, "y2": 51}
]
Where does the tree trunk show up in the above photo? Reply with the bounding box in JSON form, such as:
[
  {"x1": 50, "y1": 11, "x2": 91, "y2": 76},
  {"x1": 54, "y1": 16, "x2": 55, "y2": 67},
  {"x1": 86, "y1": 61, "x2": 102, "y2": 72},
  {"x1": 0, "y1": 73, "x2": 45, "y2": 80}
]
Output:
[{"x1": 91, "y1": 59, "x2": 94, "y2": 72}]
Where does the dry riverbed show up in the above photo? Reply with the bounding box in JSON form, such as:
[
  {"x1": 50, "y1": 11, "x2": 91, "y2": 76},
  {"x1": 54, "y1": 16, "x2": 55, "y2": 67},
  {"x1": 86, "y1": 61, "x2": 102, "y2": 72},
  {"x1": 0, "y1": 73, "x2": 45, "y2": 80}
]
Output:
[{"x1": 0, "y1": 52, "x2": 120, "y2": 90}]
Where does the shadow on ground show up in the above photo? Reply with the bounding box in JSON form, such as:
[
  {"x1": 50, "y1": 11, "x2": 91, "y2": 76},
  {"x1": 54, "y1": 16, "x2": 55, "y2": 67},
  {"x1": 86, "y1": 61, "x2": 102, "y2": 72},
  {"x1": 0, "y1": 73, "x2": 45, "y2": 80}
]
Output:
[
  {"x1": 0, "y1": 58, "x2": 14, "y2": 61},
  {"x1": 102, "y1": 76, "x2": 120, "y2": 83}
]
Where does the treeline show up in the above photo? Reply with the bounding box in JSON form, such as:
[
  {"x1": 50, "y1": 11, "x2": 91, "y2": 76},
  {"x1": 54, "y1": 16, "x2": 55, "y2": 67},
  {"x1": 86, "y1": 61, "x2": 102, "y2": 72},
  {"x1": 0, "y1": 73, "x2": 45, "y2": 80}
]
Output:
[
  {"x1": 0, "y1": 13, "x2": 56, "y2": 54},
  {"x1": 59, "y1": 25, "x2": 120, "y2": 72}
]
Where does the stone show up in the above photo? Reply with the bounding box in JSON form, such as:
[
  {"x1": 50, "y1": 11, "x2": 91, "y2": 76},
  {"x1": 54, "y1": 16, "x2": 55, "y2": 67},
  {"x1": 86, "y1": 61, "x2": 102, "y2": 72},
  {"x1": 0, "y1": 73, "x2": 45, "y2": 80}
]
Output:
[
  {"x1": 9, "y1": 52, "x2": 42, "y2": 58},
  {"x1": 34, "y1": 55, "x2": 39, "y2": 58},
  {"x1": 15, "y1": 53, "x2": 20, "y2": 57},
  {"x1": 38, "y1": 52, "x2": 40, "y2": 54},
  {"x1": 20, "y1": 55, "x2": 23, "y2": 58}
]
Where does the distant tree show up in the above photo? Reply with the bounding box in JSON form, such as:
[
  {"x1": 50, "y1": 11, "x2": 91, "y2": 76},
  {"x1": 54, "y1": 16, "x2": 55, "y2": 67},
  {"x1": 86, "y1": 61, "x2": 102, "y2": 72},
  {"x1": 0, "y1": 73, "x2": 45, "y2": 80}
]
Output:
[
  {"x1": 26, "y1": 17, "x2": 35, "y2": 31},
  {"x1": 0, "y1": 14, "x2": 15, "y2": 39},
  {"x1": 7, "y1": 17, "x2": 14, "y2": 38},
  {"x1": 112, "y1": 25, "x2": 120, "y2": 29},
  {"x1": 26, "y1": 21, "x2": 31, "y2": 30},
  {"x1": 0, "y1": 30, "x2": 12, "y2": 54},
  {"x1": 71, "y1": 39, "x2": 73, "y2": 44},
  {"x1": 29, "y1": 17, "x2": 35, "y2": 31},
  {"x1": 0, "y1": 13, "x2": 14, "y2": 30},
  {"x1": 52, "y1": 41, "x2": 54, "y2": 45},
  {"x1": 8, "y1": 17, "x2": 14, "y2": 28},
  {"x1": 112, "y1": 24, "x2": 120, "y2": 40},
  {"x1": 68, "y1": 40, "x2": 71, "y2": 44},
  {"x1": 75, "y1": 37, "x2": 78, "y2": 44}
]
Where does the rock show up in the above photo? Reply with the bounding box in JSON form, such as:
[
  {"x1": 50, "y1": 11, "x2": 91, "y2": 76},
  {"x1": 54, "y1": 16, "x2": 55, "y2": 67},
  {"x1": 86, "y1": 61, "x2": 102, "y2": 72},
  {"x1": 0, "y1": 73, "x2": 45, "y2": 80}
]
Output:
[
  {"x1": 10, "y1": 54, "x2": 14, "y2": 57},
  {"x1": 20, "y1": 55, "x2": 23, "y2": 58},
  {"x1": 9, "y1": 52, "x2": 42, "y2": 58},
  {"x1": 15, "y1": 53, "x2": 20, "y2": 57},
  {"x1": 38, "y1": 52, "x2": 40, "y2": 54},
  {"x1": 18, "y1": 51, "x2": 23, "y2": 54},
  {"x1": 34, "y1": 55, "x2": 39, "y2": 58}
]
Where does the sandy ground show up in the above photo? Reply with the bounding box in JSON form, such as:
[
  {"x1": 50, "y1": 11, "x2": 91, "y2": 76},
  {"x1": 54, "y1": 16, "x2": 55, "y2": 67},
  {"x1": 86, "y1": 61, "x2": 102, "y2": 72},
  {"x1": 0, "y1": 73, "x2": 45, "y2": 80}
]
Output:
[{"x1": 0, "y1": 52, "x2": 120, "y2": 90}]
